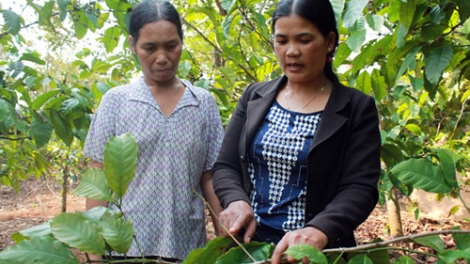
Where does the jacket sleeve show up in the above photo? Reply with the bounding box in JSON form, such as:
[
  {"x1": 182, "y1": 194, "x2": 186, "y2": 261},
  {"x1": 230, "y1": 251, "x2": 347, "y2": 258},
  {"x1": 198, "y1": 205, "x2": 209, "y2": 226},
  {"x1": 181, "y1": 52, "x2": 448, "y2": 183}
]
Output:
[
  {"x1": 212, "y1": 86, "x2": 252, "y2": 208},
  {"x1": 306, "y1": 94, "x2": 381, "y2": 248}
]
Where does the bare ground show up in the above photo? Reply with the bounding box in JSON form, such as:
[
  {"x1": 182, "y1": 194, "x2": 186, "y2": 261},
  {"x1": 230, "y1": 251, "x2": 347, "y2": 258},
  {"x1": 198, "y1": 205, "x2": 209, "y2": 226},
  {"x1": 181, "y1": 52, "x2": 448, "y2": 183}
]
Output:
[{"x1": 1, "y1": 177, "x2": 469, "y2": 263}]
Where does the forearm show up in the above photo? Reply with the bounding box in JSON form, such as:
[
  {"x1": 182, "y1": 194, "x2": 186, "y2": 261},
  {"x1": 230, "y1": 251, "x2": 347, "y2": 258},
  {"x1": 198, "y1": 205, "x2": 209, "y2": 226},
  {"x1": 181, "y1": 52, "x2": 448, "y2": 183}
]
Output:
[{"x1": 200, "y1": 170, "x2": 223, "y2": 236}]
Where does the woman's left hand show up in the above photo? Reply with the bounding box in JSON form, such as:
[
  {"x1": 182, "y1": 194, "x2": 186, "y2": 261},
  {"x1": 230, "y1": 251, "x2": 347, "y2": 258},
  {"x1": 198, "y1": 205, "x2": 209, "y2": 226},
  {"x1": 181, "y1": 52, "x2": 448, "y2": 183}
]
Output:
[{"x1": 270, "y1": 226, "x2": 328, "y2": 264}]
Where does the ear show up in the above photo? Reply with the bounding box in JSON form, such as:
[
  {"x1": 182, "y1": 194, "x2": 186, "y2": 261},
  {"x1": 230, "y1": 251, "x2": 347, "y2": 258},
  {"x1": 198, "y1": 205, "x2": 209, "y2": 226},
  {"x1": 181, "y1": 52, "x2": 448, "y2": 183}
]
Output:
[
  {"x1": 326, "y1": 31, "x2": 336, "y2": 51},
  {"x1": 128, "y1": 36, "x2": 136, "y2": 53}
]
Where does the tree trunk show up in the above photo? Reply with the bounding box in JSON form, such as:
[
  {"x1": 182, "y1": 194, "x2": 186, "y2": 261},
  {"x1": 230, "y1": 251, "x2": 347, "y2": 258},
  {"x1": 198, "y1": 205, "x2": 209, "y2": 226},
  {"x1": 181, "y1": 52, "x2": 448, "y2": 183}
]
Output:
[{"x1": 387, "y1": 188, "x2": 404, "y2": 237}]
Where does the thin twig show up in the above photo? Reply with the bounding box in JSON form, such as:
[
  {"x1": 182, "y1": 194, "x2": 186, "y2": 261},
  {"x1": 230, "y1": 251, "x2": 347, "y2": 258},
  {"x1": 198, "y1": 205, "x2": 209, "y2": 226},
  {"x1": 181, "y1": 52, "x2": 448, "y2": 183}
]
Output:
[{"x1": 191, "y1": 188, "x2": 257, "y2": 263}]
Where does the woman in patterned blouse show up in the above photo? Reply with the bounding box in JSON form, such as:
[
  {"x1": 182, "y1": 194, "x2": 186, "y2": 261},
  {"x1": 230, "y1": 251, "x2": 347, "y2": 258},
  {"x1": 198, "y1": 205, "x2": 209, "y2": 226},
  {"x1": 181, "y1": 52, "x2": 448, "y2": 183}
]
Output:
[
  {"x1": 83, "y1": 0, "x2": 224, "y2": 262},
  {"x1": 212, "y1": 0, "x2": 381, "y2": 263}
]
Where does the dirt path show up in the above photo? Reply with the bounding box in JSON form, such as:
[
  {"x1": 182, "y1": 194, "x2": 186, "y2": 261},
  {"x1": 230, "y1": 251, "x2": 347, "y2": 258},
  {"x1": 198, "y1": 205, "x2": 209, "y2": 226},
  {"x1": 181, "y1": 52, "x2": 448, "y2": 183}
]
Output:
[{"x1": 1, "y1": 177, "x2": 469, "y2": 263}]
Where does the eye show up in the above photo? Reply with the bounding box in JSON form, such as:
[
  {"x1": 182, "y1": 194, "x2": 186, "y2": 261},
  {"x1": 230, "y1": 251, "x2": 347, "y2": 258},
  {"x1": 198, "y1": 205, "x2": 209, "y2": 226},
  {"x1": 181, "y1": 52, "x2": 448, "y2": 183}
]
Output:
[
  {"x1": 275, "y1": 39, "x2": 287, "y2": 45},
  {"x1": 166, "y1": 44, "x2": 177, "y2": 51},
  {"x1": 299, "y1": 39, "x2": 312, "y2": 44}
]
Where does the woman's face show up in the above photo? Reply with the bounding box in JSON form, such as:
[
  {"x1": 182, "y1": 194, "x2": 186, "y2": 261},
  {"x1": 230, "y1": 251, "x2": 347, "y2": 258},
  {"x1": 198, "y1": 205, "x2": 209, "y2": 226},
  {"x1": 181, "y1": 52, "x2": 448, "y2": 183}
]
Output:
[
  {"x1": 273, "y1": 14, "x2": 335, "y2": 84},
  {"x1": 129, "y1": 20, "x2": 182, "y2": 86}
]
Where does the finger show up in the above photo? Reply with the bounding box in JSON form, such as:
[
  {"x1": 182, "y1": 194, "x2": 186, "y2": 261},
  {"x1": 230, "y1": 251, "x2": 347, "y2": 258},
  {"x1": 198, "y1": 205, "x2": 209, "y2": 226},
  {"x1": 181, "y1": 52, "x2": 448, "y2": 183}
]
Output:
[
  {"x1": 243, "y1": 218, "x2": 257, "y2": 243},
  {"x1": 271, "y1": 240, "x2": 288, "y2": 264}
]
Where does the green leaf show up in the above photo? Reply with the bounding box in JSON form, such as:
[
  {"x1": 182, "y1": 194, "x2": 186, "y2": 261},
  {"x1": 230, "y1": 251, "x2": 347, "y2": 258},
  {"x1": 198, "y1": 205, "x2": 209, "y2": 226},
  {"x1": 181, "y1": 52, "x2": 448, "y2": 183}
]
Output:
[
  {"x1": 218, "y1": 67, "x2": 236, "y2": 87},
  {"x1": 453, "y1": 231, "x2": 470, "y2": 250},
  {"x1": 392, "y1": 255, "x2": 415, "y2": 264},
  {"x1": 366, "y1": 14, "x2": 384, "y2": 32},
  {"x1": 455, "y1": 0, "x2": 470, "y2": 21},
  {"x1": 284, "y1": 244, "x2": 327, "y2": 264},
  {"x1": 29, "y1": 119, "x2": 53, "y2": 148},
  {"x1": 73, "y1": 14, "x2": 88, "y2": 39},
  {"x1": 333, "y1": 42, "x2": 352, "y2": 67},
  {"x1": 91, "y1": 59, "x2": 112, "y2": 73},
  {"x1": 1, "y1": 10, "x2": 22, "y2": 35},
  {"x1": 347, "y1": 254, "x2": 373, "y2": 264},
  {"x1": 57, "y1": 0, "x2": 69, "y2": 21},
  {"x1": 99, "y1": 210, "x2": 134, "y2": 253},
  {"x1": 347, "y1": 247, "x2": 390, "y2": 264},
  {"x1": 396, "y1": 47, "x2": 421, "y2": 83},
  {"x1": 342, "y1": 0, "x2": 368, "y2": 29},
  {"x1": 50, "y1": 213, "x2": 106, "y2": 255},
  {"x1": 76, "y1": 206, "x2": 108, "y2": 222},
  {"x1": 104, "y1": 133, "x2": 138, "y2": 199},
  {"x1": 330, "y1": 0, "x2": 345, "y2": 27},
  {"x1": 72, "y1": 168, "x2": 112, "y2": 201},
  {"x1": 50, "y1": 109, "x2": 73, "y2": 146},
  {"x1": 413, "y1": 235, "x2": 445, "y2": 253},
  {"x1": 399, "y1": 0, "x2": 418, "y2": 29},
  {"x1": 18, "y1": 222, "x2": 52, "y2": 239},
  {"x1": 31, "y1": 90, "x2": 60, "y2": 110},
  {"x1": 371, "y1": 69, "x2": 387, "y2": 101},
  {"x1": 102, "y1": 26, "x2": 120, "y2": 53},
  {"x1": 216, "y1": 241, "x2": 273, "y2": 264},
  {"x1": 437, "y1": 149, "x2": 459, "y2": 189},
  {"x1": 391, "y1": 158, "x2": 452, "y2": 193},
  {"x1": 357, "y1": 70, "x2": 372, "y2": 95},
  {"x1": 438, "y1": 248, "x2": 470, "y2": 263},
  {"x1": 404, "y1": 124, "x2": 422, "y2": 135},
  {"x1": 61, "y1": 98, "x2": 80, "y2": 113},
  {"x1": 0, "y1": 236, "x2": 79, "y2": 264},
  {"x1": 0, "y1": 99, "x2": 14, "y2": 123},
  {"x1": 346, "y1": 29, "x2": 367, "y2": 52},
  {"x1": 183, "y1": 236, "x2": 233, "y2": 264},
  {"x1": 396, "y1": 23, "x2": 408, "y2": 49},
  {"x1": 19, "y1": 52, "x2": 46, "y2": 65},
  {"x1": 9, "y1": 61, "x2": 24, "y2": 78},
  {"x1": 178, "y1": 61, "x2": 192, "y2": 78},
  {"x1": 425, "y1": 45, "x2": 453, "y2": 85}
]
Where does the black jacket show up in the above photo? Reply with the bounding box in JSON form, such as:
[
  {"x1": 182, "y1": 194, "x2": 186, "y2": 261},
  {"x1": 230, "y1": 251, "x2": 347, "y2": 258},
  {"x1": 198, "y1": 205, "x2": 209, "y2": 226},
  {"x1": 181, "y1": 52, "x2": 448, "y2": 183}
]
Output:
[{"x1": 212, "y1": 76, "x2": 381, "y2": 248}]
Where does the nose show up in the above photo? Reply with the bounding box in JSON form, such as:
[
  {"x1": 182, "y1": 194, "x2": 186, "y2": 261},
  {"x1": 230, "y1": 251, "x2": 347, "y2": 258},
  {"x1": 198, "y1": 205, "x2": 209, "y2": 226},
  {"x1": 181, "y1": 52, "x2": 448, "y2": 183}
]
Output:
[
  {"x1": 155, "y1": 51, "x2": 168, "y2": 65},
  {"x1": 286, "y1": 43, "x2": 300, "y2": 57}
]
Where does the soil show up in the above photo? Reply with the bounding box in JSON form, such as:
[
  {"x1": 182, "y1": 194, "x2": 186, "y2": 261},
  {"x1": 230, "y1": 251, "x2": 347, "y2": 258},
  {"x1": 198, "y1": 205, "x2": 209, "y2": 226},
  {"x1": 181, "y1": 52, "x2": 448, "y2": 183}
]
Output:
[{"x1": 1, "y1": 177, "x2": 469, "y2": 263}]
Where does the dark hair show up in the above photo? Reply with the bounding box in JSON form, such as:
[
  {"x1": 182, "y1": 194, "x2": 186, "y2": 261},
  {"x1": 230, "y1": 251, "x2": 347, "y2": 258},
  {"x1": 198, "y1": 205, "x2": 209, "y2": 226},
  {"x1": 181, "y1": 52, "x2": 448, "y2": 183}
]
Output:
[
  {"x1": 129, "y1": 0, "x2": 183, "y2": 45},
  {"x1": 272, "y1": 0, "x2": 339, "y2": 81}
]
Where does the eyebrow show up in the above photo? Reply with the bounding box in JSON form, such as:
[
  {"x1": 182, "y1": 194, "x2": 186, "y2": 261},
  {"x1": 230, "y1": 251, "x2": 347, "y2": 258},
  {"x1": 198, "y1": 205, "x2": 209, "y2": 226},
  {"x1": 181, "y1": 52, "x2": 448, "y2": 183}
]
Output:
[
  {"x1": 275, "y1": 32, "x2": 315, "y2": 37},
  {"x1": 142, "y1": 39, "x2": 180, "y2": 45}
]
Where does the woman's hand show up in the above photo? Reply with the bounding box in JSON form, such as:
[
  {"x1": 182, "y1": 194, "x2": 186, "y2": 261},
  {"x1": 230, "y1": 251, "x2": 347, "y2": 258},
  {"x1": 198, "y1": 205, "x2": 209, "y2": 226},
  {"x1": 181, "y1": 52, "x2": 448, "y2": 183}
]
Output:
[
  {"x1": 218, "y1": 200, "x2": 257, "y2": 243},
  {"x1": 270, "y1": 226, "x2": 328, "y2": 264}
]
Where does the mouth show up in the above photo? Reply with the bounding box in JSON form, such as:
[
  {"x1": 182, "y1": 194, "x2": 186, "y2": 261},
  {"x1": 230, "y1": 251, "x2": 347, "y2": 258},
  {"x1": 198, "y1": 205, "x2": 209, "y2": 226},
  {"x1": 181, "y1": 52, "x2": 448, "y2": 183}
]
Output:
[{"x1": 286, "y1": 63, "x2": 303, "y2": 70}]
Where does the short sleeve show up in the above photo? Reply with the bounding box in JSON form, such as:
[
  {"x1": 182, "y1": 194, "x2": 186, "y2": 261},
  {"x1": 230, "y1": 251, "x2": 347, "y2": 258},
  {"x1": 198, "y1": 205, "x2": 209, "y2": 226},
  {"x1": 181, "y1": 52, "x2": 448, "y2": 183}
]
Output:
[
  {"x1": 83, "y1": 91, "x2": 118, "y2": 163},
  {"x1": 203, "y1": 94, "x2": 224, "y2": 171}
]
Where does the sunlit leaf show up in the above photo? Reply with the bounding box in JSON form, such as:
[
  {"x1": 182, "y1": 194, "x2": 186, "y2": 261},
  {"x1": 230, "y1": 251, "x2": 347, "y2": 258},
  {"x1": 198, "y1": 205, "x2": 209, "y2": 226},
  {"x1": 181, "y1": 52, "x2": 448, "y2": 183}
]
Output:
[
  {"x1": 183, "y1": 236, "x2": 232, "y2": 264},
  {"x1": 19, "y1": 52, "x2": 46, "y2": 65},
  {"x1": 284, "y1": 244, "x2": 327, "y2": 264},
  {"x1": 216, "y1": 241, "x2": 273, "y2": 264},
  {"x1": 72, "y1": 168, "x2": 112, "y2": 201},
  {"x1": 347, "y1": 254, "x2": 373, "y2": 264},
  {"x1": 399, "y1": 0, "x2": 417, "y2": 29},
  {"x1": 356, "y1": 70, "x2": 372, "y2": 95},
  {"x1": 57, "y1": 0, "x2": 69, "y2": 21},
  {"x1": 330, "y1": 0, "x2": 345, "y2": 27},
  {"x1": 99, "y1": 210, "x2": 134, "y2": 253},
  {"x1": 438, "y1": 248, "x2": 470, "y2": 263},
  {"x1": 391, "y1": 159, "x2": 452, "y2": 193},
  {"x1": 413, "y1": 235, "x2": 445, "y2": 253},
  {"x1": 342, "y1": 0, "x2": 368, "y2": 29},
  {"x1": 50, "y1": 109, "x2": 73, "y2": 146},
  {"x1": 455, "y1": 0, "x2": 470, "y2": 21},
  {"x1": 1, "y1": 10, "x2": 22, "y2": 35},
  {"x1": 103, "y1": 26, "x2": 120, "y2": 53},
  {"x1": 29, "y1": 119, "x2": 53, "y2": 148}
]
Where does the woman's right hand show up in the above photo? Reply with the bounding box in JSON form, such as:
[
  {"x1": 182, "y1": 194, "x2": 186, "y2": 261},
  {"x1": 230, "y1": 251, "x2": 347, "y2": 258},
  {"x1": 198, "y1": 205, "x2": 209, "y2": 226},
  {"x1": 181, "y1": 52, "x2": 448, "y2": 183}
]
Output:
[{"x1": 218, "y1": 200, "x2": 257, "y2": 243}]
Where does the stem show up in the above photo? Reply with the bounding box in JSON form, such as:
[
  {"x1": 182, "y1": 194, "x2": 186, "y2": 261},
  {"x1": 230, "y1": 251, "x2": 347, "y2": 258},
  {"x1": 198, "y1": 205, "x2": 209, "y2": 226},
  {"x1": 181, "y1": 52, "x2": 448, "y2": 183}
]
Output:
[
  {"x1": 191, "y1": 188, "x2": 257, "y2": 263},
  {"x1": 322, "y1": 229, "x2": 470, "y2": 253}
]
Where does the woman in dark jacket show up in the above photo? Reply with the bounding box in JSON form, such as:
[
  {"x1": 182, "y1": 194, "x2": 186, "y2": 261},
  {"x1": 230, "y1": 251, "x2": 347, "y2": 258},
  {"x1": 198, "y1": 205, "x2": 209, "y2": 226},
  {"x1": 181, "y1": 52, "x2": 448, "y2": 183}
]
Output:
[{"x1": 212, "y1": 0, "x2": 381, "y2": 263}]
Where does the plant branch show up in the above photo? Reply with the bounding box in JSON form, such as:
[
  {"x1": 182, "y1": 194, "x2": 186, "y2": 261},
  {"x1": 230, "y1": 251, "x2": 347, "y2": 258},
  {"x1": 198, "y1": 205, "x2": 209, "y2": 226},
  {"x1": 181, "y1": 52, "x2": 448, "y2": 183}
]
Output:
[
  {"x1": 322, "y1": 229, "x2": 470, "y2": 253},
  {"x1": 0, "y1": 136, "x2": 31, "y2": 141},
  {"x1": 192, "y1": 188, "x2": 257, "y2": 263}
]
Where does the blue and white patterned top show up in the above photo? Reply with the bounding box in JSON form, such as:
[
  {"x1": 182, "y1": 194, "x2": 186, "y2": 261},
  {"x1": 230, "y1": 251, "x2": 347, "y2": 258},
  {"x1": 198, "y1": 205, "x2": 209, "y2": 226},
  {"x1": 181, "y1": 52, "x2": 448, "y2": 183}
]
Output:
[
  {"x1": 248, "y1": 101, "x2": 322, "y2": 234},
  {"x1": 83, "y1": 76, "x2": 224, "y2": 260}
]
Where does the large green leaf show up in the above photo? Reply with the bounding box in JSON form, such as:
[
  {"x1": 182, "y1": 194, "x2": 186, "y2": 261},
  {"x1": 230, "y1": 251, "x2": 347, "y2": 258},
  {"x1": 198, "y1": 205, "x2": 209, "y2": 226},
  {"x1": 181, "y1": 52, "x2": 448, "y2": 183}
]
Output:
[
  {"x1": 50, "y1": 109, "x2": 73, "y2": 146},
  {"x1": 438, "y1": 248, "x2": 470, "y2": 263},
  {"x1": 1, "y1": 10, "x2": 22, "y2": 35},
  {"x1": 0, "y1": 99, "x2": 14, "y2": 123},
  {"x1": 392, "y1": 255, "x2": 415, "y2": 264},
  {"x1": 0, "y1": 236, "x2": 78, "y2": 264},
  {"x1": 29, "y1": 119, "x2": 52, "y2": 148},
  {"x1": 346, "y1": 29, "x2": 367, "y2": 52},
  {"x1": 391, "y1": 158, "x2": 452, "y2": 193},
  {"x1": 31, "y1": 90, "x2": 60, "y2": 110},
  {"x1": 183, "y1": 236, "x2": 233, "y2": 264},
  {"x1": 342, "y1": 0, "x2": 368, "y2": 29},
  {"x1": 437, "y1": 149, "x2": 458, "y2": 189},
  {"x1": 330, "y1": 0, "x2": 345, "y2": 27},
  {"x1": 50, "y1": 213, "x2": 106, "y2": 255},
  {"x1": 18, "y1": 222, "x2": 52, "y2": 239},
  {"x1": 413, "y1": 235, "x2": 445, "y2": 253},
  {"x1": 72, "y1": 168, "x2": 112, "y2": 201},
  {"x1": 455, "y1": 0, "x2": 470, "y2": 21},
  {"x1": 102, "y1": 26, "x2": 120, "y2": 53},
  {"x1": 399, "y1": 0, "x2": 417, "y2": 29},
  {"x1": 76, "y1": 206, "x2": 108, "y2": 222},
  {"x1": 19, "y1": 52, "x2": 46, "y2": 65},
  {"x1": 216, "y1": 241, "x2": 273, "y2": 264},
  {"x1": 99, "y1": 210, "x2": 134, "y2": 253},
  {"x1": 284, "y1": 244, "x2": 327, "y2": 264},
  {"x1": 425, "y1": 45, "x2": 453, "y2": 85},
  {"x1": 104, "y1": 133, "x2": 138, "y2": 199},
  {"x1": 453, "y1": 231, "x2": 470, "y2": 250},
  {"x1": 357, "y1": 70, "x2": 372, "y2": 95},
  {"x1": 347, "y1": 254, "x2": 373, "y2": 264},
  {"x1": 371, "y1": 69, "x2": 387, "y2": 101},
  {"x1": 57, "y1": 0, "x2": 69, "y2": 21}
]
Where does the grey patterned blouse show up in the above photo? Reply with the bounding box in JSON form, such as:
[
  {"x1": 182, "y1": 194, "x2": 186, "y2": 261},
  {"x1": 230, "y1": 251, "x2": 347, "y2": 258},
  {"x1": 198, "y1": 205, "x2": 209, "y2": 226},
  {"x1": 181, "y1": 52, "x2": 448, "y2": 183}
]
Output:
[{"x1": 84, "y1": 76, "x2": 224, "y2": 260}]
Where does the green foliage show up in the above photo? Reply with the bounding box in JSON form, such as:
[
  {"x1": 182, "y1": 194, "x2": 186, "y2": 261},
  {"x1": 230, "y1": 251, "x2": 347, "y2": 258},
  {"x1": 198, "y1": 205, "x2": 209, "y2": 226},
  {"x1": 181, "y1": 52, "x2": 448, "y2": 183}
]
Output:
[{"x1": 0, "y1": 133, "x2": 137, "y2": 263}]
